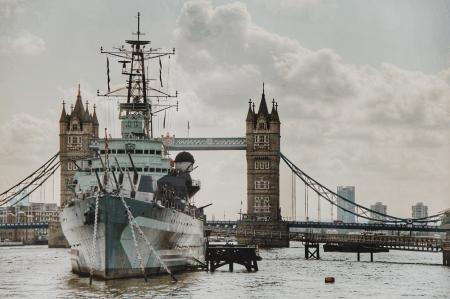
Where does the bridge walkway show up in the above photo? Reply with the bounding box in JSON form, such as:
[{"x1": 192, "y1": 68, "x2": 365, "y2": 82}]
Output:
[{"x1": 207, "y1": 228, "x2": 443, "y2": 252}]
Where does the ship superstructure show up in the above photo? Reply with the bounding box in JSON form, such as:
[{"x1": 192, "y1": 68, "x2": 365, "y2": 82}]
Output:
[{"x1": 59, "y1": 13, "x2": 205, "y2": 280}]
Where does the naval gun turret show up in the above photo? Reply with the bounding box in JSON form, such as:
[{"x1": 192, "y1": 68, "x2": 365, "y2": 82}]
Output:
[{"x1": 155, "y1": 151, "x2": 200, "y2": 211}]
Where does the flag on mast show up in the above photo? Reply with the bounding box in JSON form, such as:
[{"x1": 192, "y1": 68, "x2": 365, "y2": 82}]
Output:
[{"x1": 107, "y1": 57, "x2": 111, "y2": 93}]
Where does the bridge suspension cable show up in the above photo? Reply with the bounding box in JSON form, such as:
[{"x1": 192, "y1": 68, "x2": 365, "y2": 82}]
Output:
[
  {"x1": 0, "y1": 152, "x2": 61, "y2": 207},
  {"x1": 281, "y1": 153, "x2": 444, "y2": 224}
]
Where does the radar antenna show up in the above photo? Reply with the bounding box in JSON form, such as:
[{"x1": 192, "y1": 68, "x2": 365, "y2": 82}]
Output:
[{"x1": 98, "y1": 12, "x2": 178, "y2": 139}]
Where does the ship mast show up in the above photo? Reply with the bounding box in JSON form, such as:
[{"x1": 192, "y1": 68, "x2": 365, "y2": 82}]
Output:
[{"x1": 98, "y1": 12, "x2": 177, "y2": 139}]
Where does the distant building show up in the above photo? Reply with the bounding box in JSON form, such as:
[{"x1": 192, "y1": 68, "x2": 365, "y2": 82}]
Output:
[
  {"x1": 412, "y1": 202, "x2": 428, "y2": 219},
  {"x1": 370, "y1": 202, "x2": 387, "y2": 223},
  {"x1": 337, "y1": 186, "x2": 355, "y2": 223},
  {"x1": 0, "y1": 203, "x2": 59, "y2": 224},
  {"x1": 0, "y1": 203, "x2": 58, "y2": 242}
]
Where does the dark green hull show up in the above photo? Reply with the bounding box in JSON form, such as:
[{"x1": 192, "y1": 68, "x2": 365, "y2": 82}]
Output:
[{"x1": 60, "y1": 195, "x2": 205, "y2": 279}]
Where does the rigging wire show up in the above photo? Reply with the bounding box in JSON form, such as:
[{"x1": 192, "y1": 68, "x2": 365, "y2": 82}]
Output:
[
  {"x1": 330, "y1": 200, "x2": 333, "y2": 222},
  {"x1": 291, "y1": 171, "x2": 296, "y2": 221},
  {"x1": 5, "y1": 162, "x2": 61, "y2": 207},
  {"x1": 52, "y1": 171, "x2": 55, "y2": 203},
  {"x1": 317, "y1": 193, "x2": 321, "y2": 222},
  {"x1": 281, "y1": 153, "x2": 443, "y2": 223},
  {"x1": 0, "y1": 152, "x2": 59, "y2": 197},
  {"x1": 304, "y1": 184, "x2": 309, "y2": 221}
]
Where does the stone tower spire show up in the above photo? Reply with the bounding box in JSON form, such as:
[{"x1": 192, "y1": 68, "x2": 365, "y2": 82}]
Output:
[
  {"x1": 245, "y1": 83, "x2": 281, "y2": 222},
  {"x1": 257, "y1": 83, "x2": 269, "y2": 117},
  {"x1": 77, "y1": 83, "x2": 81, "y2": 98},
  {"x1": 58, "y1": 84, "x2": 99, "y2": 206},
  {"x1": 59, "y1": 101, "x2": 67, "y2": 122}
]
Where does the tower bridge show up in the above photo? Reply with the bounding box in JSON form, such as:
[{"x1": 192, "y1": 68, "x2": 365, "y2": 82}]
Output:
[
  {"x1": 166, "y1": 137, "x2": 246, "y2": 151},
  {"x1": 205, "y1": 220, "x2": 450, "y2": 233},
  {"x1": 1, "y1": 84, "x2": 449, "y2": 264}
]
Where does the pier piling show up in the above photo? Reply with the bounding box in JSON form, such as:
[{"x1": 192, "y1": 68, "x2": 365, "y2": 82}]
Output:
[
  {"x1": 305, "y1": 242, "x2": 320, "y2": 260},
  {"x1": 206, "y1": 245, "x2": 261, "y2": 272}
]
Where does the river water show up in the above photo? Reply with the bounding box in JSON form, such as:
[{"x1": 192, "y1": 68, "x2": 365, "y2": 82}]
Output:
[{"x1": 0, "y1": 243, "x2": 449, "y2": 298}]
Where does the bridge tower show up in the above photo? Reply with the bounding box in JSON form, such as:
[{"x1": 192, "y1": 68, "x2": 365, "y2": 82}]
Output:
[
  {"x1": 238, "y1": 84, "x2": 289, "y2": 247},
  {"x1": 245, "y1": 84, "x2": 281, "y2": 221},
  {"x1": 59, "y1": 85, "x2": 99, "y2": 206}
]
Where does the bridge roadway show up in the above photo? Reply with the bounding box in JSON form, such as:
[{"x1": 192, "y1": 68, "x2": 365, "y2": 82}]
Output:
[
  {"x1": 205, "y1": 220, "x2": 450, "y2": 233},
  {"x1": 0, "y1": 222, "x2": 49, "y2": 229},
  {"x1": 1, "y1": 221, "x2": 445, "y2": 253},
  {"x1": 295, "y1": 233, "x2": 442, "y2": 252},
  {"x1": 442, "y1": 240, "x2": 450, "y2": 252},
  {"x1": 168, "y1": 137, "x2": 247, "y2": 151},
  {"x1": 1, "y1": 220, "x2": 448, "y2": 232},
  {"x1": 209, "y1": 228, "x2": 443, "y2": 252}
]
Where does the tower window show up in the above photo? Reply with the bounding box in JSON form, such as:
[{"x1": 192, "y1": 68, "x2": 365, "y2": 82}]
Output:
[
  {"x1": 68, "y1": 136, "x2": 82, "y2": 146},
  {"x1": 254, "y1": 135, "x2": 269, "y2": 149},
  {"x1": 258, "y1": 122, "x2": 267, "y2": 130},
  {"x1": 255, "y1": 180, "x2": 270, "y2": 189},
  {"x1": 255, "y1": 160, "x2": 270, "y2": 170},
  {"x1": 254, "y1": 135, "x2": 269, "y2": 143},
  {"x1": 67, "y1": 162, "x2": 77, "y2": 171},
  {"x1": 254, "y1": 196, "x2": 270, "y2": 213}
]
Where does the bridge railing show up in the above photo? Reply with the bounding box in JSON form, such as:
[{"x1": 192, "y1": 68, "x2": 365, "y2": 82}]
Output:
[
  {"x1": 288, "y1": 221, "x2": 436, "y2": 229},
  {"x1": 443, "y1": 239, "x2": 450, "y2": 251},
  {"x1": 298, "y1": 233, "x2": 442, "y2": 252},
  {"x1": 204, "y1": 220, "x2": 448, "y2": 232},
  {"x1": 0, "y1": 222, "x2": 49, "y2": 229},
  {"x1": 206, "y1": 228, "x2": 442, "y2": 251}
]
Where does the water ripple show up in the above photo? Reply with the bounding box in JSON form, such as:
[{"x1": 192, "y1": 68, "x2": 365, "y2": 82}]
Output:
[{"x1": 0, "y1": 245, "x2": 449, "y2": 298}]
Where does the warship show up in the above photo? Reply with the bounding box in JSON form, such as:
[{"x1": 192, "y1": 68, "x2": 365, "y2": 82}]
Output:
[{"x1": 60, "y1": 14, "x2": 206, "y2": 280}]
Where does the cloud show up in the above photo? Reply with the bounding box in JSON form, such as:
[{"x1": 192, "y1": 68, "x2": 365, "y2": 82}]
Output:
[
  {"x1": 0, "y1": 31, "x2": 46, "y2": 56},
  {"x1": 171, "y1": 0, "x2": 450, "y2": 216},
  {"x1": 0, "y1": 0, "x2": 24, "y2": 23},
  {"x1": 0, "y1": 113, "x2": 57, "y2": 167},
  {"x1": 174, "y1": 0, "x2": 450, "y2": 147}
]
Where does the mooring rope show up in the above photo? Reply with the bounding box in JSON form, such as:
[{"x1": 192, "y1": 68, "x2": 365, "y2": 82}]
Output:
[
  {"x1": 89, "y1": 195, "x2": 100, "y2": 286},
  {"x1": 120, "y1": 196, "x2": 177, "y2": 282},
  {"x1": 121, "y1": 196, "x2": 148, "y2": 282}
]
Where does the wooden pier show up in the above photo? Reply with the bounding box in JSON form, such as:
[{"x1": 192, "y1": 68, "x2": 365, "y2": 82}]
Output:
[
  {"x1": 206, "y1": 245, "x2": 261, "y2": 272},
  {"x1": 323, "y1": 243, "x2": 389, "y2": 262}
]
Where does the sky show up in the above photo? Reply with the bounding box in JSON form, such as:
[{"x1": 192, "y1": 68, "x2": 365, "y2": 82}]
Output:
[{"x1": 0, "y1": 0, "x2": 449, "y2": 221}]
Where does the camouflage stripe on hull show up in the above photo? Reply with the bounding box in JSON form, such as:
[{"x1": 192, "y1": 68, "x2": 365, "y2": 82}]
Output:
[{"x1": 60, "y1": 195, "x2": 205, "y2": 280}]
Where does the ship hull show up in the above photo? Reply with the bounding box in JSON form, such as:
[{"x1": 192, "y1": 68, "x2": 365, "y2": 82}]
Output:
[{"x1": 60, "y1": 195, "x2": 205, "y2": 280}]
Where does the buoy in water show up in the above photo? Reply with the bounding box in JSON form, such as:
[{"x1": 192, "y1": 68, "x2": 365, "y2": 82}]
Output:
[{"x1": 325, "y1": 277, "x2": 335, "y2": 283}]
